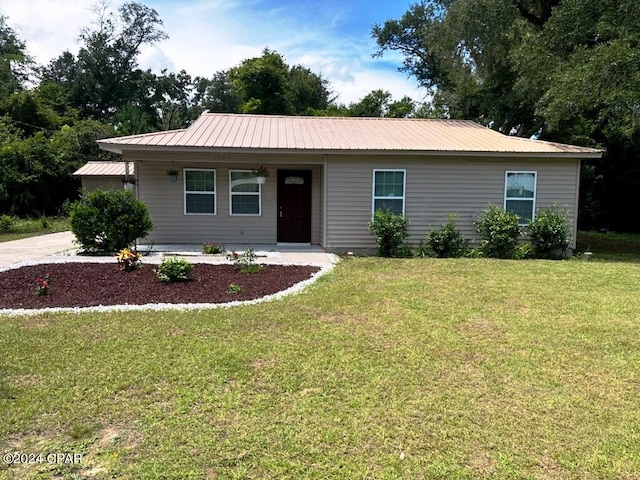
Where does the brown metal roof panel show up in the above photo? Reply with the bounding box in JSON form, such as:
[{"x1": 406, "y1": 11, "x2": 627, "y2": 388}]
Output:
[{"x1": 73, "y1": 161, "x2": 134, "y2": 176}]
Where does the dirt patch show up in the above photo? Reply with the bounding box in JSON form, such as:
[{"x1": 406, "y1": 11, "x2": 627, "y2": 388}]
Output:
[{"x1": 0, "y1": 263, "x2": 320, "y2": 309}]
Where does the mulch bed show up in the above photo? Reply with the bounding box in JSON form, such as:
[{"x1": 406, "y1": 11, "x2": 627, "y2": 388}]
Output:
[{"x1": 0, "y1": 263, "x2": 321, "y2": 309}]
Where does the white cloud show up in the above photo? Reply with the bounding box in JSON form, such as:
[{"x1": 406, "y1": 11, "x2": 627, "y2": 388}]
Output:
[{"x1": 1, "y1": 0, "x2": 426, "y2": 105}]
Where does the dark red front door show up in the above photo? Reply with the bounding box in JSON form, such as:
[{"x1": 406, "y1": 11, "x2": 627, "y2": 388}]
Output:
[{"x1": 277, "y1": 170, "x2": 312, "y2": 243}]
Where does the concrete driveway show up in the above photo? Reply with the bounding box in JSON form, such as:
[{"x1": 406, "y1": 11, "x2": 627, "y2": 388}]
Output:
[{"x1": 0, "y1": 231, "x2": 77, "y2": 268}]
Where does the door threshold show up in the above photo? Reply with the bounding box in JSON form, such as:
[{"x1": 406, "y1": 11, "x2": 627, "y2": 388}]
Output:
[{"x1": 277, "y1": 242, "x2": 311, "y2": 246}]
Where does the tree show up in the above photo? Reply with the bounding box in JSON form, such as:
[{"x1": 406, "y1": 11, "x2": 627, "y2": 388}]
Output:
[
  {"x1": 197, "y1": 49, "x2": 332, "y2": 116},
  {"x1": 372, "y1": 1, "x2": 540, "y2": 135},
  {"x1": 0, "y1": 15, "x2": 32, "y2": 98},
  {"x1": 348, "y1": 89, "x2": 415, "y2": 118},
  {"x1": 41, "y1": 1, "x2": 168, "y2": 119}
]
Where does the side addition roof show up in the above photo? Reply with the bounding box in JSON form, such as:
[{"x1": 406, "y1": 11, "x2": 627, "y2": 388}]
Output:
[
  {"x1": 97, "y1": 114, "x2": 603, "y2": 159},
  {"x1": 73, "y1": 161, "x2": 135, "y2": 176}
]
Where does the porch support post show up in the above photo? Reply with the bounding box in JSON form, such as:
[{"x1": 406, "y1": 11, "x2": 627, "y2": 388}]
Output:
[{"x1": 322, "y1": 154, "x2": 328, "y2": 248}]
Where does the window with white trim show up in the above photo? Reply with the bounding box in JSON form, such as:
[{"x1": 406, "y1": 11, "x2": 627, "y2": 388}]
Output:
[
  {"x1": 372, "y1": 169, "x2": 406, "y2": 215},
  {"x1": 229, "y1": 170, "x2": 261, "y2": 215},
  {"x1": 184, "y1": 168, "x2": 215, "y2": 215},
  {"x1": 504, "y1": 171, "x2": 536, "y2": 224}
]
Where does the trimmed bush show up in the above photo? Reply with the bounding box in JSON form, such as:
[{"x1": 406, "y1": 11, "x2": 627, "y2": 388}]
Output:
[
  {"x1": 368, "y1": 209, "x2": 409, "y2": 257},
  {"x1": 70, "y1": 189, "x2": 153, "y2": 253},
  {"x1": 426, "y1": 214, "x2": 468, "y2": 258},
  {"x1": 477, "y1": 205, "x2": 522, "y2": 259},
  {"x1": 529, "y1": 206, "x2": 571, "y2": 259},
  {"x1": 155, "y1": 257, "x2": 194, "y2": 283}
]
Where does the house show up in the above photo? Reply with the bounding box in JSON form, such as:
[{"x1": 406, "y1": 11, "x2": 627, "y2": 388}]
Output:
[
  {"x1": 73, "y1": 161, "x2": 136, "y2": 192},
  {"x1": 97, "y1": 113, "x2": 602, "y2": 252}
]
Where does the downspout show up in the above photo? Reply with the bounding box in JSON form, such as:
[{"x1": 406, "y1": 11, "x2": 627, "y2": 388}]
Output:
[
  {"x1": 573, "y1": 158, "x2": 581, "y2": 250},
  {"x1": 322, "y1": 154, "x2": 328, "y2": 248}
]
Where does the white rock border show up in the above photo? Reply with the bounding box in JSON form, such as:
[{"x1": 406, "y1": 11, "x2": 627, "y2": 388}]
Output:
[{"x1": 0, "y1": 255, "x2": 339, "y2": 316}]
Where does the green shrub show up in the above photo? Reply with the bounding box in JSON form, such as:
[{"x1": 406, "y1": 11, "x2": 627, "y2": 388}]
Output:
[
  {"x1": 477, "y1": 205, "x2": 522, "y2": 259},
  {"x1": 155, "y1": 257, "x2": 194, "y2": 283},
  {"x1": 0, "y1": 214, "x2": 14, "y2": 232},
  {"x1": 368, "y1": 209, "x2": 409, "y2": 257},
  {"x1": 70, "y1": 189, "x2": 153, "y2": 253},
  {"x1": 426, "y1": 214, "x2": 468, "y2": 258},
  {"x1": 528, "y1": 206, "x2": 571, "y2": 259}
]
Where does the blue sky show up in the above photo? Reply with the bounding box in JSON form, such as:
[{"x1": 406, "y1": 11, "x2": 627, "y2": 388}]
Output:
[{"x1": 2, "y1": 0, "x2": 424, "y2": 104}]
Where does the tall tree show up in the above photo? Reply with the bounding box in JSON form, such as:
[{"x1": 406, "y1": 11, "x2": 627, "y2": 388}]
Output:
[
  {"x1": 197, "y1": 49, "x2": 332, "y2": 116},
  {"x1": 348, "y1": 89, "x2": 416, "y2": 118},
  {"x1": 41, "y1": 1, "x2": 168, "y2": 119},
  {"x1": 0, "y1": 15, "x2": 32, "y2": 98}
]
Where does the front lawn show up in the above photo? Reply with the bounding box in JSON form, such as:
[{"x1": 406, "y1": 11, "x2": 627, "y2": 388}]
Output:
[{"x1": 1, "y1": 254, "x2": 639, "y2": 479}]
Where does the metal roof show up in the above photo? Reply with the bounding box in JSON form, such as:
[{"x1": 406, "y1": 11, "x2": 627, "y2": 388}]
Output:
[
  {"x1": 73, "y1": 161, "x2": 135, "y2": 176},
  {"x1": 97, "y1": 114, "x2": 603, "y2": 158}
]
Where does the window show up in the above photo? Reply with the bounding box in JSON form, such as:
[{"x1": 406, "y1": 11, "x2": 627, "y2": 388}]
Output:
[
  {"x1": 184, "y1": 169, "x2": 215, "y2": 215},
  {"x1": 373, "y1": 169, "x2": 406, "y2": 215},
  {"x1": 504, "y1": 171, "x2": 536, "y2": 224},
  {"x1": 229, "y1": 170, "x2": 261, "y2": 215}
]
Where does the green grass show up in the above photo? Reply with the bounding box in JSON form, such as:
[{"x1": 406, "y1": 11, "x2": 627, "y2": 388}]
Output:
[
  {"x1": 1, "y1": 251, "x2": 640, "y2": 478},
  {"x1": 0, "y1": 216, "x2": 70, "y2": 242}
]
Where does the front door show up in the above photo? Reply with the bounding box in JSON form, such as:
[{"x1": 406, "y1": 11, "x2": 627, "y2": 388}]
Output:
[{"x1": 277, "y1": 170, "x2": 312, "y2": 243}]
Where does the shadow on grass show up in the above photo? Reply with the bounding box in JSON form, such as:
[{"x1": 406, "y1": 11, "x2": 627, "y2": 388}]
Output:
[{"x1": 576, "y1": 230, "x2": 640, "y2": 262}]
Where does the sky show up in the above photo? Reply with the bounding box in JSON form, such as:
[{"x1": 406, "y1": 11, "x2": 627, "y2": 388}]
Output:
[{"x1": 1, "y1": 0, "x2": 426, "y2": 105}]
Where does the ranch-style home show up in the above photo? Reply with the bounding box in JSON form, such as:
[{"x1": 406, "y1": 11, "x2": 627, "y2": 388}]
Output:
[{"x1": 97, "y1": 113, "x2": 602, "y2": 252}]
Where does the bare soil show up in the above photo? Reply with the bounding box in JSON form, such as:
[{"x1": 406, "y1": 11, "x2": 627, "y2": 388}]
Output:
[{"x1": 0, "y1": 263, "x2": 320, "y2": 309}]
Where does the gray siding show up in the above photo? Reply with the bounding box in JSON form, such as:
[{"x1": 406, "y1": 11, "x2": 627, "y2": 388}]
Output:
[
  {"x1": 126, "y1": 149, "x2": 580, "y2": 250},
  {"x1": 130, "y1": 153, "x2": 323, "y2": 245},
  {"x1": 325, "y1": 156, "x2": 580, "y2": 251},
  {"x1": 80, "y1": 176, "x2": 124, "y2": 192}
]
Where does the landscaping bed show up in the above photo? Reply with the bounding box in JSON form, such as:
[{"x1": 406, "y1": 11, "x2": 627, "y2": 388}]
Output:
[{"x1": 0, "y1": 262, "x2": 320, "y2": 309}]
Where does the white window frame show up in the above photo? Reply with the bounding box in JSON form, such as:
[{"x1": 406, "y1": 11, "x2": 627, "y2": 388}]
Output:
[
  {"x1": 504, "y1": 171, "x2": 537, "y2": 225},
  {"x1": 184, "y1": 168, "x2": 216, "y2": 215},
  {"x1": 229, "y1": 170, "x2": 261, "y2": 216},
  {"x1": 372, "y1": 169, "x2": 407, "y2": 215}
]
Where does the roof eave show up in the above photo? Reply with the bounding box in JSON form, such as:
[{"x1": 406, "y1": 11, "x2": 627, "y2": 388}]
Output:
[{"x1": 97, "y1": 143, "x2": 603, "y2": 159}]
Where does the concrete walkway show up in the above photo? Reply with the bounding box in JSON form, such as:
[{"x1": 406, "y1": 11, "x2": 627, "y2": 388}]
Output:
[
  {"x1": 0, "y1": 231, "x2": 77, "y2": 268},
  {"x1": 0, "y1": 232, "x2": 335, "y2": 268}
]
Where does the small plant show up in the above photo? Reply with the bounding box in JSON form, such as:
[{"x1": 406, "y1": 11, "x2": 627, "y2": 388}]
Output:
[
  {"x1": 40, "y1": 216, "x2": 50, "y2": 229},
  {"x1": 528, "y1": 205, "x2": 571, "y2": 259},
  {"x1": 167, "y1": 169, "x2": 179, "y2": 176},
  {"x1": 202, "y1": 242, "x2": 224, "y2": 254},
  {"x1": 368, "y1": 209, "x2": 409, "y2": 258},
  {"x1": 476, "y1": 205, "x2": 522, "y2": 259},
  {"x1": 226, "y1": 284, "x2": 243, "y2": 294},
  {"x1": 227, "y1": 248, "x2": 263, "y2": 273},
  {"x1": 0, "y1": 214, "x2": 14, "y2": 232},
  {"x1": 252, "y1": 165, "x2": 270, "y2": 178},
  {"x1": 116, "y1": 248, "x2": 142, "y2": 271},
  {"x1": 35, "y1": 274, "x2": 51, "y2": 296},
  {"x1": 396, "y1": 243, "x2": 415, "y2": 258},
  {"x1": 155, "y1": 257, "x2": 194, "y2": 283},
  {"x1": 426, "y1": 214, "x2": 468, "y2": 258}
]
